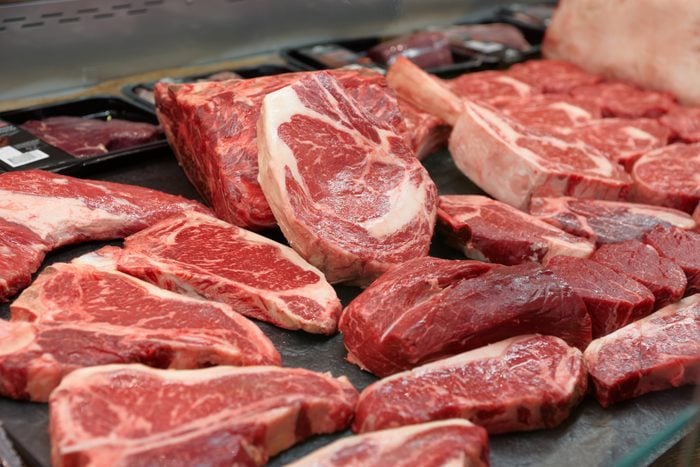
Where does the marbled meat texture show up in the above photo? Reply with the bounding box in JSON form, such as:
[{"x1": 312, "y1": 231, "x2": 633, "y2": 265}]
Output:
[
  {"x1": 506, "y1": 59, "x2": 602, "y2": 94},
  {"x1": 584, "y1": 294, "x2": 700, "y2": 407},
  {"x1": 288, "y1": 419, "x2": 489, "y2": 467},
  {"x1": 0, "y1": 261, "x2": 279, "y2": 402},
  {"x1": 528, "y1": 196, "x2": 696, "y2": 246},
  {"x1": 354, "y1": 335, "x2": 587, "y2": 434},
  {"x1": 446, "y1": 70, "x2": 535, "y2": 107},
  {"x1": 49, "y1": 364, "x2": 358, "y2": 466},
  {"x1": 0, "y1": 218, "x2": 49, "y2": 302},
  {"x1": 397, "y1": 99, "x2": 450, "y2": 160},
  {"x1": 437, "y1": 195, "x2": 593, "y2": 265},
  {"x1": 499, "y1": 94, "x2": 602, "y2": 128},
  {"x1": 116, "y1": 211, "x2": 341, "y2": 334},
  {"x1": 569, "y1": 82, "x2": 677, "y2": 119},
  {"x1": 632, "y1": 143, "x2": 700, "y2": 213},
  {"x1": 546, "y1": 256, "x2": 654, "y2": 338},
  {"x1": 660, "y1": 106, "x2": 700, "y2": 143},
  {"x1": 644, "y1": 226, "x2": 700, "y2": 294},
  {"x1": 591, "y1": 240, "x2": 687, "y2": 309},
  {"x1": 258, "y1": 71, "x2": 437, "y2": 285},
  {"x1": 339, "y1": 257, "x2": 591, "y2": 377},
  {"x1": 449, "y1": 100, "x2": 631, "y2": 210},
  {"x1": 21, "y1": 116, "x2": 160, "y2": 158}
]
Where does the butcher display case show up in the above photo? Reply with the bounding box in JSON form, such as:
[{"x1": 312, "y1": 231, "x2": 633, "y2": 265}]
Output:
[{"x1": 0, "y1": 1, "x2": 698, "y2": 466}]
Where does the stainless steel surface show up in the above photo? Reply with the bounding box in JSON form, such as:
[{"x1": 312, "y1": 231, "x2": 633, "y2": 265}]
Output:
[{"x1": 0, "y1": 0, "x2": 525, "y2": 100}]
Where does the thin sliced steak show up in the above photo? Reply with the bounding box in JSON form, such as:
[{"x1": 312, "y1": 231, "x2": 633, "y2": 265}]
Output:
[
  {"x1": 0, "y1": 219, "x2": 49, "y2": 302},
  {"x1": 339, "y1": 258, "x2": 591, "y2": 377},
  {"x1": 288, "y1": 419, "x2": 489, "y2": 467},
  {"x1": 660, "y1": 106, "x2": 700, "y2": 143},
  {"x1": 49, "y1": 364, "x2": 358, "y2": 466},
  {"x1": 546, "y1": 256, "x2": 654, "y2": 337},
  {"x1": 499, "y1": 94, "x2": 602, "y2": 128},
  {"x1": 591, "y1": 240, "x2": 686, "y2": 308},
  {"x1": 258, "y1": 71, "x2": 437, "y2": 285},
  {"x1": 1, "y1": 261, "x2": 279, "y2": 401},
  {"x1": 116, "y1": 211, "x2": 341, "y2": 334},
  {"x1": 506, "y1": 59, "x2": 602, "y2": 93},
  {"x1": 632, "y1": 143, "x2": 700, "y2": 213},
  {"x1": 449, "y1": 101, "x2": 631, "y2": 210},
  {"x1": 643, "y1": 226, "x2": 700, "y2": 294},
  {"x1": 584, "y1": 294, "x2": 700, "y2": 407},
  {"x1": 437, "y1": 195, "x2": 593, "y2": 265},
  {"x1": 529, "y1": 196, "x2": 696, "y2": 245},
  {"x1": 570, "y1": 82, "x2": 677, "y2": 119},
  {"x1": 354, "y1": 335, "x2": 586, "y2": 434}
]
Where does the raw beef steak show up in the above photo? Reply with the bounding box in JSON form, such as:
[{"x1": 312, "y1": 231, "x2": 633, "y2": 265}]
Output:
[
  {"x1": 437, "y1": 195, "x2": 593, "y2": 265},
  {"x1": 354, "y1": 335, "x2": 587, "y2": 434},
  {"x1": 116, "y1": 211, "x2": 341, "y2": 334},
  {"x1": 584, "y1": 294, "x2": 700, "y2": 407},
  {"x1": 398, "y1": 99, "x2": 450, "y2": 160},
  {"x1": 506, "y1": 59, "x2": 602, "y2": 94},
  {"x1": 258, "y1": 71, "x2": 437, "y2": 285},
  {"x1": 0, "y1": 170, "x2": 208, "y2": 248},
  {"x1": 449, "y1": 100, "x2": 631, "y2": 210},
  {"x1": 0, "y1": 262, "x2": 279, "y2": 401},
  {"x1": 529, "y1": 196, "x2": 696, "y2": 245},
  {"x1": 591, "y1": 241, "x2": 687, "y2": 308},
  {"x1": 546, "y1": 256, "x2": 654, "y2": 337},
  {"x1": 644, "y1": 226, "x2": 700, "y2": 294},
  {"x1": 570, "y1": 82, "x2": 677, "y2": 119},
  {"x1": 499, "y1": 94, "x2": 602, "y2": 128},
  {"x1": 21, "y1": 116, "x2": 160, "y2": 158},
  {"x1": 560, "y1": 118, "x2": 671, "y2": 171},
  {"x1": 632, "y1": 143, "x2": 700, "y2": 213},
  {"x1": 0, "y1": 219, "x2": 49, "y2": 302},
  {"x1": 49, "y1": 364, "x2": 358, "y2": 466},
  {"x1": 446, "y1": 70, "x2": 535, "y2": 106},
  {"x1": 339, "y1": 258, "x2": 591, "y2": 376},
  {"x1": 288, "y1": 420, "x2": 489, "y2": 467},
  {"x1": 660, "y1": 106, "x2": 700, "y2": 143}
]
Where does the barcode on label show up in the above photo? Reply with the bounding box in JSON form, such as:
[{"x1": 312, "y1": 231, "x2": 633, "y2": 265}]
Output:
[{"x1": 0, "y1": 147, "x2": 50, "y2": 168}]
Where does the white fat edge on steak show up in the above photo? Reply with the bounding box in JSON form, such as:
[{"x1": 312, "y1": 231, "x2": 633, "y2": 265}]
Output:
[
  {"x1": 259, "y1": 81, "x2": 429, "y2": 242},
  {"x1": 493, "y1": 75, "x2": 532, "y2": 96},
  {"x1": 0, "y1": 321, "x2": 35, "y2": 356},
  {"x1": 548, "y1": 101, "x2": 596, "y2": 122},
  {"x1": 621, "y1": 125, "x2": 659, "y2": 142}
]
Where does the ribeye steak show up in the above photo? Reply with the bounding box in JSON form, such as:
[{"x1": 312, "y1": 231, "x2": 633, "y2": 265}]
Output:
[
  {"x1": 644, "y1": 225, "x2": 700, "y2": 294},
  {"x1": 0, "y1": 219, "x2": 49, "y2": 302},
  {"x1": 569, "y1": 82, "x2": 677, "y2": 119},
  {"x1": 660, "y1": 106, "x2": 700, "y2": 143},
  {"x1": 506, "y1": 59, "x2": 602, "y2": 94},
  {"x1": 499, "y1": 94, "x2": 602, "y2": 128}
]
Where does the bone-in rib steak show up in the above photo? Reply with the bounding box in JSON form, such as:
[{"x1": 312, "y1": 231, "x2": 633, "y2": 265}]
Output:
[
  {"x1": 437, "y1": 194, "x2": 593, "y2": 265},
  {"x1": 258, "y1": 71, "x2": 437, "y2": 285},
  {"x1": 116, "y1": 211, "x2": 341, "y2": 334},
  {"x1": 49, "y1": 364, "x2": 358, "y2": 466},
  {"x1": 0, "y1": 261, "x2": 279, "y2": 401},
  {"x1": 288, "y1": 419, "x2": 489, "y2": 467},
  {"x1": 339, "y1": 257, "x2": 591, "y2": 377},
  {"x1": 584, "y1": 294, "x2": 700, "y2": 407},
  {"x1": 354, "y1": 335, "x2": 587, "y2": 434},
  {"x1": 0, "y1": 219, "x2": 49, "y2": 302}
]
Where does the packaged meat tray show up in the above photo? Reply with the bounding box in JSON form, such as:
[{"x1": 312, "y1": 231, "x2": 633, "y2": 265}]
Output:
[
  {"x1": 0, "y1": 97, "x2": 167, "y2": 174},
  {"x1": 121, "y1": 64, "x2": 296, "y2": 109}
]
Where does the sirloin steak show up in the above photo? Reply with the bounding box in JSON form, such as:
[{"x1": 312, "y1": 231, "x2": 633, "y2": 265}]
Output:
[
  {"x1": 49, "y1": 364, "x2": 358, "y2": 466},
  {"x1": 437, "y1": 194, "x2": 593, "y2": 265},
  {"x1": 116, "y1": 211, "x2": 341, "y2": 334},
  {"x1": 288, "y1": 419, "x2": 489, "y2": 467},
  {"x1": 339, "y1": 257, "x2": 591, "y2": 377},
  {"x1": 0, "y1": 261, "x2": 279, "y2": 401},
  {"x1": 0, "y1": 219, "x2": 49, "y2": 302},
  {"x1": 529, "y1": 196, "x2": 696, "y2": 245},
  {"x1": 258, "y1": 71, "x2": 437, "y2": 285},
  {"x1": 584, "y1": 294, "x2": 700, "y2": 407},
  {"x1": 354, "y1": 335, "x2": 587, "y2": 434}
]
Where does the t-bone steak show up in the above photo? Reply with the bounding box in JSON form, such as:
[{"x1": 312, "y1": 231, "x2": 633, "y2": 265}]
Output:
[
  {"x1": 0, "y1": 219, "x2": 49, "y2": 302},
  {"x1": 660, "y1": 106, "x2": 700, "y2": 143},
  {"x1": 448, "y1": 100, "x2": 631, "y2": 210},
  {"x1": 528, "y1": 196, "x2": 696, "y2": 245},
  {"x1": 584, "y1": 294, "x2": 700, "y2": 407},
  {"x1": 115, "y1": 211, "x2": 341, "y2": 334},
  {"x1": 353, "y1": 335, "x2": 587, "y2": 434},
  {"x1": 643, "y1": 226, "x2": 700, "y2": 294},
  {"x1": 258, "y1": 71, "x2": 437, "y2": 285},
  {"x1": 0, "y1": 260, "x2": 279, "y2": 401},
  {"x1": 569, "y1": 82, "x2": 677, "y2": 119},
  {"x1": 437, "y1": 194, "x2": 593, "y2": 265},
  {"x1": 339, "y1": 257, "x2": 591, "y2": 377},
  {"x1": 546, "y1": 256, "x2": 655, "y2": 338},
  {"x1": 506, "y1": 59, "x2": 602, "y2": 94},
  {"x1": 288, "y1": 419, "x2": 489, "y2": 467},
  {"x1": 631, "y1": 143, "x2": 700, "y2": 213},
  {"x1": 49, "y1": 364, "x2": 358, "y2": 466},
  {"x1": 591, "y1": 240, "x2": 687, "y2": 309}
]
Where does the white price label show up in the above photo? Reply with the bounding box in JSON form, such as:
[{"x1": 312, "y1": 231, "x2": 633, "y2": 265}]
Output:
[{"x1": 0, "y1": 146, "x2": 50, "y2": 168}]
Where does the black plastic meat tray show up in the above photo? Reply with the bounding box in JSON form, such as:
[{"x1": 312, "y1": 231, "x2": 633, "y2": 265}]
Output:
[
  {"x1": 0, "y1": 96, "x2": 169, "y2": 175},
  {"x1": 0, "y1": 148, "x2": 697, "y2": 467},
  {"x1": 121, "y1": 63, "x2": 297, "y2": 110}
]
